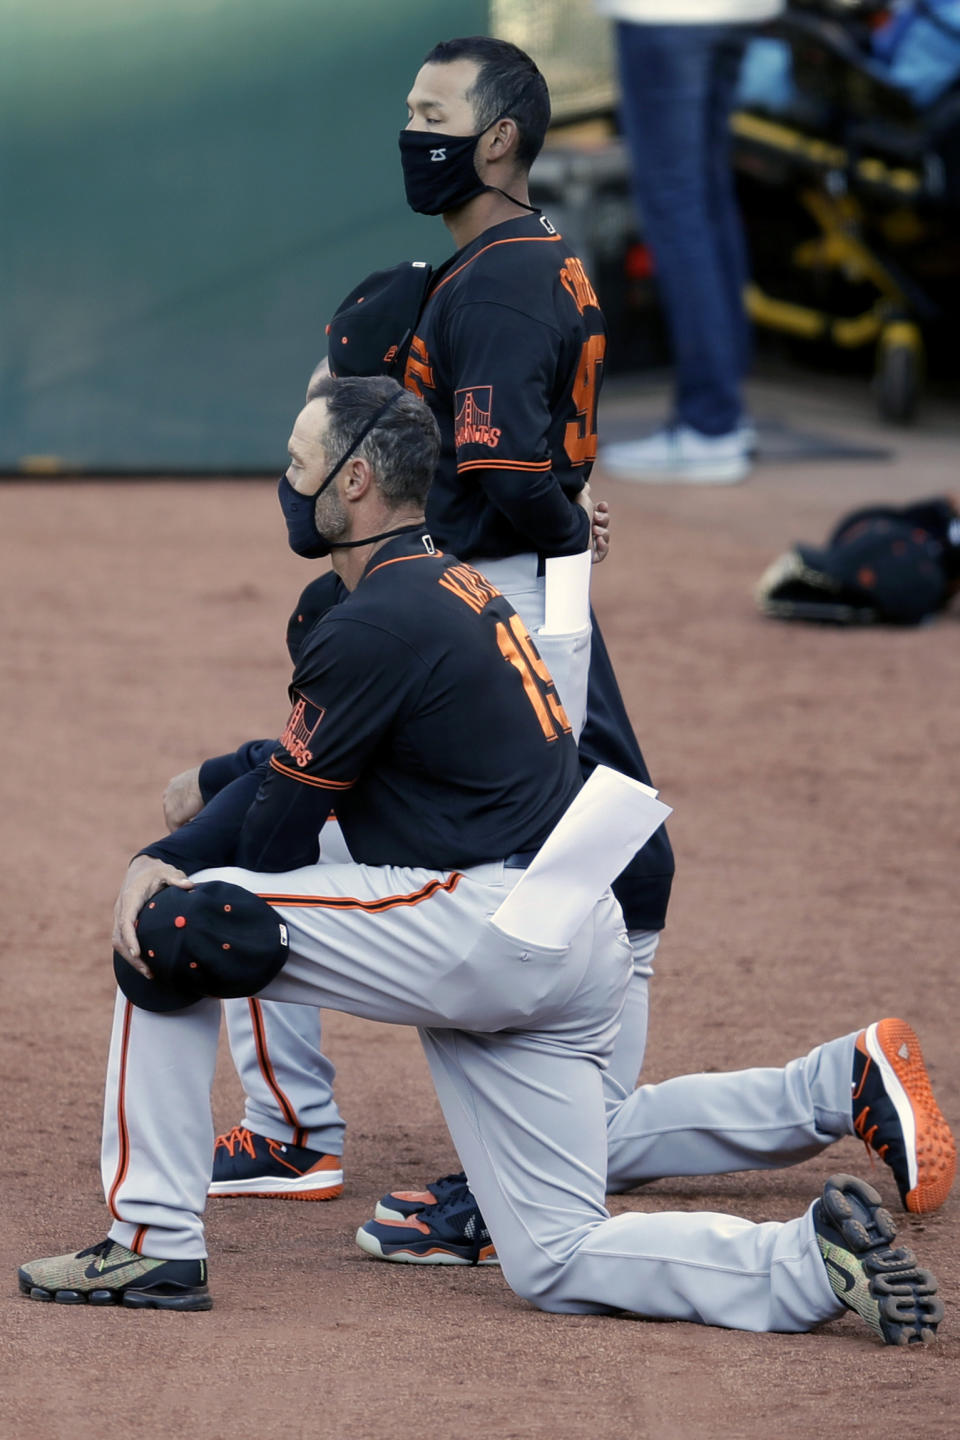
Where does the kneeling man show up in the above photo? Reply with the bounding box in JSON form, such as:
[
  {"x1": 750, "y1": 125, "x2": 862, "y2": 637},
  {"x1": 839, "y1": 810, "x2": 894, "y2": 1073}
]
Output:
[{"x1": 19, "y1": 377, "x2": 943, "y2": 1347}]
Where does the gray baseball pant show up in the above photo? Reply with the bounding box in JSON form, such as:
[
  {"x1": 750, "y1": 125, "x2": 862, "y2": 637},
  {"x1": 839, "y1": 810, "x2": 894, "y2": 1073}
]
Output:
[{"x1": 102, "y1": 856, "x2": 843, "y2": 1331}]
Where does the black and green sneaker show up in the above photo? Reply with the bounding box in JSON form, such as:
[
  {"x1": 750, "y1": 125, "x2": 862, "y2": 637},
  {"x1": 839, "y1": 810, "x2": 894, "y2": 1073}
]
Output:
[
  {"x1": 18, "y1": 1238, "x2": 211, "y2": 1310},
  {"x1": 814, "y1": 1174, "x2": 942, "y2": 1345}
]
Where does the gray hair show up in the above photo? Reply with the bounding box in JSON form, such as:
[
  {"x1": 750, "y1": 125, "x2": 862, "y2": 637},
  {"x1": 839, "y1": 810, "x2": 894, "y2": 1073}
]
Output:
[{"x1": 311, "y1": 374, "x2": 440, "y2": 510}]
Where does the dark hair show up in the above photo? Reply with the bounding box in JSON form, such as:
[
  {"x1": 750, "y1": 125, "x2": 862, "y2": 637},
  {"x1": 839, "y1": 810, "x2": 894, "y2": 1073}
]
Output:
[
  {"x1": 310, "y1": 375, "x2": 440, "y2": 511},
  {"x1": 423, "y1": 36, "x2": 551, "y2": 169}
]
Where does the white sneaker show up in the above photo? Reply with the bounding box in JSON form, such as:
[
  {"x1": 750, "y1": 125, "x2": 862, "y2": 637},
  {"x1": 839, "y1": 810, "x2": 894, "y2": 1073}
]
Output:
[
  {"x1": 600, "y1": 424, "x2": 750, "y2": 484},
  {"x1": 738, "y1": 418, "x2": 759, "y2": 454}
]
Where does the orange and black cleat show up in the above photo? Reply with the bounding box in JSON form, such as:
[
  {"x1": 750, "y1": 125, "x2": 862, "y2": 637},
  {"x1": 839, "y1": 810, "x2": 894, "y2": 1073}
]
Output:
[
  {"x1": 852, "y1": 1018, "x2": 956, "y2": 1214},
  {"x1": 374, "y1": 1168, "x2": 468, "y2": 1221},
  {"x1": 356, "y1": 1188, "x2": 499, "y2": 1266},
  {"x1": 207, "y1": 1125, "x2": 343, "y2": 1201}
]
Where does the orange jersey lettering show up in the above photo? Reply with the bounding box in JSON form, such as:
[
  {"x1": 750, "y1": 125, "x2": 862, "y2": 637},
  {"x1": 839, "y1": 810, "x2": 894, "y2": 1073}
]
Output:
[
  {"x1": 279, "y1": 695, "x2": 326, "y2": 768},
  {"x1": 564, "y1": 332, "x2": 606, "y2": 466},
  {"x1": 559, "y1": 256, "x2": 600, "y2": 316},
  {"x1": 438, "y1": 562, "x2": 503, "y2": 614},
  {"x1": 455, "y1": 386, "x2": 501, "y2": 450},
  {"x1": 404, "y1": 335, "x2": 435, "y2": 399}
]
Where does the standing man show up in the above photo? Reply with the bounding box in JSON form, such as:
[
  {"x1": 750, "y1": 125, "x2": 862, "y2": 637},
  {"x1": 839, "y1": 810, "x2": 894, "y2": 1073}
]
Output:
[
  {"x1": 18, "y1": 378, "x2": 944, "y2": 1349},
  {"x1": 597, "y1": 1, "x2": 782, "y2": 483},
  {"x1": 201, "y1": 40, "x2": 955, "y2": 1266},
  {"x1": 208, "y1": 36, "x2": 674, "y2": 1214}
]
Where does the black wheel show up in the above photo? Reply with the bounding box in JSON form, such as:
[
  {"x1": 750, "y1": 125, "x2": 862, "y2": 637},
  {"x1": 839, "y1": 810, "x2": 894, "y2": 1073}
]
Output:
[{"x1": 874, "y1": 325, "x2": 923, "y2": 424}]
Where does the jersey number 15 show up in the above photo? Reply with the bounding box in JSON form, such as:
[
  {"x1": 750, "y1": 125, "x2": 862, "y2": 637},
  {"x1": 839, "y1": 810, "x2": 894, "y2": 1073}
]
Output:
[{"x1": 496, "y1": 614, "x2": 572, "y2": 743}]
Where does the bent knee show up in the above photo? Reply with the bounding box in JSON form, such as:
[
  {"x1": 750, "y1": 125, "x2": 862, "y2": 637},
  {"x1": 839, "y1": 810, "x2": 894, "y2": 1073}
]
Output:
[
  {"x1": 189, "y1": 865, "x2": 249, "y2": 886},
  {"x1": 506, "y1": 1269, "x2": 613, "y2": 1317},
  {"x1": 499, "y1": 1247, "x2": 611, "y2": 1315}
]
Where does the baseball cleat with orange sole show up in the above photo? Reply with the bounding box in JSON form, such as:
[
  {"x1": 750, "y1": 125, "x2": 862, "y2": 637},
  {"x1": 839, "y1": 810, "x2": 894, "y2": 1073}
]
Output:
[
  {"x1": 374, "y1": 1168, "x2": 468, "y2": 1221},
  {"x1": 357, "y1": 1188, "x2": 499, "y2": 1266},
  {"x1": 852, "y1": 1018, "x2": 956, "y2": 1214},
  {"x1": 207, "y1": 1125, "x2": 343, "y2": 1200}
]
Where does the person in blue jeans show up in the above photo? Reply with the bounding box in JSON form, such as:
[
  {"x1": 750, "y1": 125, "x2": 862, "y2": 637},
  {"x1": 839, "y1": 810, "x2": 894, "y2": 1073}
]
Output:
[{"x1": 598, "y1": 2, "x2": 783, "y2": 484}]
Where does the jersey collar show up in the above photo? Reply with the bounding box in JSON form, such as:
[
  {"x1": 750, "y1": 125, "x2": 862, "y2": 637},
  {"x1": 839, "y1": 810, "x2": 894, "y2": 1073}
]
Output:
[
  {"x1": 449, "y1": 210, "x2": 558, "y2": 266},
  {"x1": 360, "y1": 529, "x2": 438, "y2": 581}
]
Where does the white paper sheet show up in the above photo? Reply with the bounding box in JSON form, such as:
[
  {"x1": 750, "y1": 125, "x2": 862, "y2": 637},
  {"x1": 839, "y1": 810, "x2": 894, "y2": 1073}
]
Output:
[
  {"x1": 492, "y1": 765, "x2": 672, "y2": 949},
  {"x1": 541, "y1": 549, "x2": 593, "y2": 636}
]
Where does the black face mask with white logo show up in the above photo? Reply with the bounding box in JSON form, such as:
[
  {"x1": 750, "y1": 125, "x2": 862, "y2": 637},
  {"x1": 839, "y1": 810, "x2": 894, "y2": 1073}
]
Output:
[
  {"x1": 398, "y1": 127, "x2": 490, "y2": 215},
  {"x1": 398, "y1": 120, "x2": 541, "y2": 218}
]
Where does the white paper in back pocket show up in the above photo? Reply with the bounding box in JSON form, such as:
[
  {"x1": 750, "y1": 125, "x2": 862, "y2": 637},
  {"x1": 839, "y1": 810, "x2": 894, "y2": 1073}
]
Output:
[{"x1": 492, "y1": 765, "x2": 672, "y2": 950}]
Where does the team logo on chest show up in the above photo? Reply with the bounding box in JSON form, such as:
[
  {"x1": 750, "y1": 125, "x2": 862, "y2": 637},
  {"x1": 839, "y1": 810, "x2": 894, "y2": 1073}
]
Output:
[
  {"x1": 455, "y1": 386, "x2": 501, "y2": 449},
  {"x1": 280, "y1": 695, "x2": 326, "y2": 768}
]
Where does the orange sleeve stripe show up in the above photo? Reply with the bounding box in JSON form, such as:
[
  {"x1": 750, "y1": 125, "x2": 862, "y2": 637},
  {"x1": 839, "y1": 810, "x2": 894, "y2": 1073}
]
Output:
[
  {"x1": 457, "y1": 458, "x2": 552, "y2": 474},
  {"x1": 257, "y1": 872, "x2": 464, "y2": 914},
  {"x1": 269, "y1": 756, "x2": 355, "y2": 789},
  {"x1": 430, "y1": 233, "x2": 563, "y2": 298}
]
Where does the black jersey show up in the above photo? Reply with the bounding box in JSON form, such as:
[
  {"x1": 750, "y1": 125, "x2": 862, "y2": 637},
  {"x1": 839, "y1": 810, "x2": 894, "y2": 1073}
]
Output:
[
  {"x1": 404, "y1": 213, "x2": 605, "y2": 562},
  {"x1": 196, "y1": 571, "x2": 347, "y2": 803},
  {"x1": 146, "y1": 534, "x2": 581, "y2": 876}
]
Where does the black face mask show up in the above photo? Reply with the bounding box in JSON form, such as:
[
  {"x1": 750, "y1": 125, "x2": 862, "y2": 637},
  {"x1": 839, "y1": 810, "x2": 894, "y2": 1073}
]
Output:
[
  {"x1": 398, "y1": 123, "x2": 543, "y2": 218},
  {"x1": 277, "y1": 476, "x2": 431, "y2": 559},
  {"x1": 277, "y1": 474, "x2": 334, "y2": 559},
  {"x1": 399, "y1": 127, "x2": 490, "y2": 215},
  {"x1": 278, "y1": 393, "x2": 431, "y2": 559}
]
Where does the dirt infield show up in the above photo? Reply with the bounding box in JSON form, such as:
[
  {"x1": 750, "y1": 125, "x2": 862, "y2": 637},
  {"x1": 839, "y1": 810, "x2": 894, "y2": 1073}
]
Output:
[{"x1": 1, "y1": 373, "x2": 958, "y2": 1440}]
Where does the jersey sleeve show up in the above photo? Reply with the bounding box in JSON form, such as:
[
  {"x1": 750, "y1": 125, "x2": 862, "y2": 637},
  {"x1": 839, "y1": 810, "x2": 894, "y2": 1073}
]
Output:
[
  {"x1": 445, "y1": 300, "x2": 590, "y2": 555},
  {"x1": 193, "y1": 573, "x2": 349, "y2": 803},
  {"x1": 138, "y1": 762, "x2": 329, "y2": 875},
  {"x1": 198, "y1": 739, "x2": 278, "y2": 801},
  {"x1": 139, "y1": 768, "x2": 266, "y2": 871},
  {"x1": 138, "y1": 616, "x2": 422, "y2": 876},
  {"x1": 232, "y1": 616, "x2": 426, "y2": 868},
  {"x1": 272, "y1": 617, "x2": 416, "y2": 788}
]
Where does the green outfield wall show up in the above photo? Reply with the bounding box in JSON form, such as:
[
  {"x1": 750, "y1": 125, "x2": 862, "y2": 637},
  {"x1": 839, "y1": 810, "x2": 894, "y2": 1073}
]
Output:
[{"x1": 1, "y1": 0, "x2": 486, "y2": 471}]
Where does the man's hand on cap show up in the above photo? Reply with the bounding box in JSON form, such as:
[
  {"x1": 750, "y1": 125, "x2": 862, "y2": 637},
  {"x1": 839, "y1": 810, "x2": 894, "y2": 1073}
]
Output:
[{"x1": 113, "y1": 856, "x2": 193, "y2": 977}]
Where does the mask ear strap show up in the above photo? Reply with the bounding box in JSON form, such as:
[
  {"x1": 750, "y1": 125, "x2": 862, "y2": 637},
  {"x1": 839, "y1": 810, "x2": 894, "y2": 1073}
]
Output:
[
  {"x1": 318, "y1": 391, "x2": 404, "y2": 498},
  {"x1": 486, "y1": 187, "x2": 540, "y2": 215},
  {"x1": 330, "y1": 521, "x2": 431, "y2": 551},
  {"x1": 479, "y1": 113, "x2": 540, "y2": 216}
]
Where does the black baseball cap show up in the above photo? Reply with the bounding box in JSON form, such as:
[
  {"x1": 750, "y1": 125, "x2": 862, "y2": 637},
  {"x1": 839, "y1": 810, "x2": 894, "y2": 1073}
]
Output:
[
  {"x1": 327, "y1": 261, "x2": 433, "y2": 379},
  {"x1": 797, "y1": 516, "x2": 946, "y2": 625},
  {"x1": 286, "y1": 570, "x2": 346, "y2": 664},
  {"x1": 829, "y1": 498, "x2": 960, "y2": 583},
  {"x1": 113, "y1": 881, "x2": 289, "y2": 1013}
]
